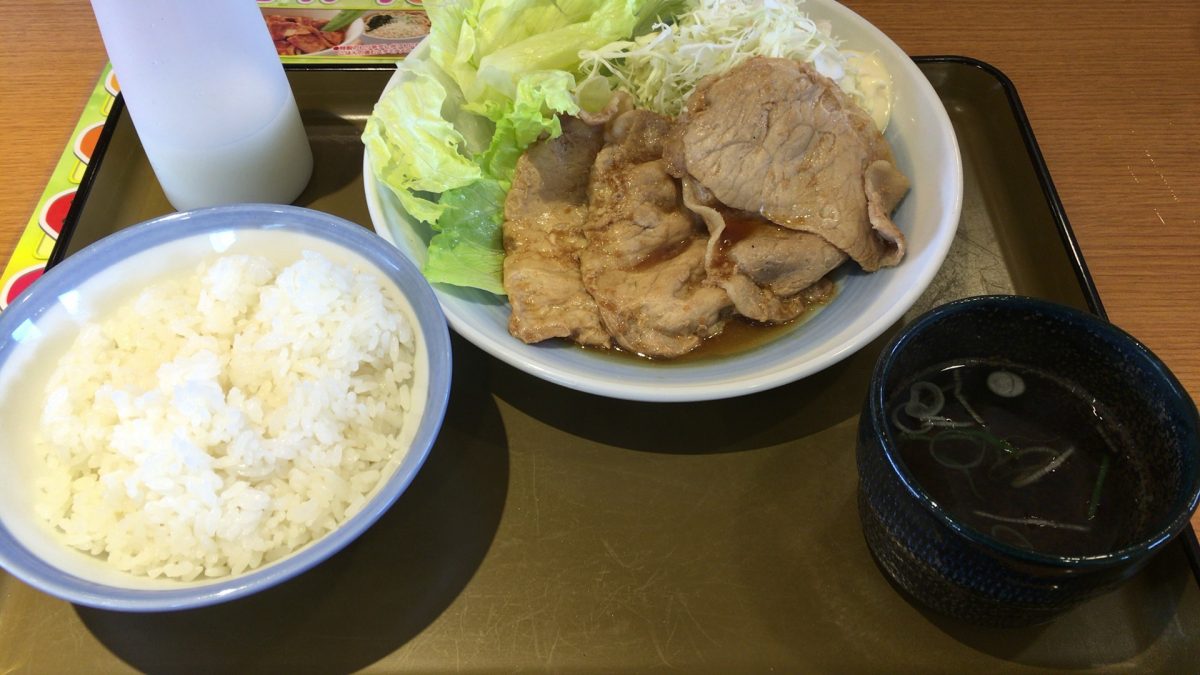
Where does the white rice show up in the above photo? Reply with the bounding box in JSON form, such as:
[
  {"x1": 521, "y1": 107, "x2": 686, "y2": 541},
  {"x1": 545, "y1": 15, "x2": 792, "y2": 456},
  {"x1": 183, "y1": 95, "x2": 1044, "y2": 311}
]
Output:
[{"x1": 33, "y1": 251, "x2": 416, "y2": 581}]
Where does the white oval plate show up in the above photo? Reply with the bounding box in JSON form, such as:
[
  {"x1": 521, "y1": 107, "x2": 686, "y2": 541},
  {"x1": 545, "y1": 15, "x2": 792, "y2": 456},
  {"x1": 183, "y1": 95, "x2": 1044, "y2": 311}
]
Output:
[{"x1": 364, "y1": 0, "x2": 962, "y2": 402}]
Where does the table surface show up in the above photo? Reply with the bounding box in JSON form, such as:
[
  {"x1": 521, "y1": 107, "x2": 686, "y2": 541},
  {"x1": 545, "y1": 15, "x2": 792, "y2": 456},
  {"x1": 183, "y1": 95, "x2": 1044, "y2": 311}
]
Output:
[{"x1": 1, "y1": 0, "x2": 1198, "y2": 542}]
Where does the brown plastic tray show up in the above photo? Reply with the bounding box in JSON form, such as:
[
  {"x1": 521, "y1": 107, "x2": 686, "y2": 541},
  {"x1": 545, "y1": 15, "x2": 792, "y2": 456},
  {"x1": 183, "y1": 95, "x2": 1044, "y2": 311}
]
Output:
[{"x1": 4, "y1": 59, "x2": 1198, "y2": 672}]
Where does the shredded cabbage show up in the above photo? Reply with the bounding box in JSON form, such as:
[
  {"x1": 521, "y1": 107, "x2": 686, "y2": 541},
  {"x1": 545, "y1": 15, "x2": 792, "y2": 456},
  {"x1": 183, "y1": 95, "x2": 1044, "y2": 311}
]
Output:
[{"x1": 580, "y1": 0, "x2": 874, "y2": 119}]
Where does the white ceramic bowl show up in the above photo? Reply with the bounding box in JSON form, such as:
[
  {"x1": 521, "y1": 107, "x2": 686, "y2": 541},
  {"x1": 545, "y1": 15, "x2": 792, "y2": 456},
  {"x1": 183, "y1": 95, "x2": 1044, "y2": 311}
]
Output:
[
  {"x1": 0, "y1": 205, "x2": 451, "y2": 611},
  {"x1": 364, "y1": 0, "x2": 962, "y2": 402}
]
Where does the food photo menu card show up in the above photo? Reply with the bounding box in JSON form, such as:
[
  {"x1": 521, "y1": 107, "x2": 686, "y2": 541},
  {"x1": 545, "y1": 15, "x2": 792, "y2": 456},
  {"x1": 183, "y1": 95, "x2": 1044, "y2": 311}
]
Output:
[{"x1": 260, "y1": 0, "x2": 430, "y2": 60}]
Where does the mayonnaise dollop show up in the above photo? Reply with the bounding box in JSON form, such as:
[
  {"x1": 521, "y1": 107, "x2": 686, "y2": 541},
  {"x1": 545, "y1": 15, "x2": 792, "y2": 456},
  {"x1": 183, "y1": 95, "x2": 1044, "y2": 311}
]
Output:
[{"x1": 841, "y1": 50, "x2": 893, "y2": 132}]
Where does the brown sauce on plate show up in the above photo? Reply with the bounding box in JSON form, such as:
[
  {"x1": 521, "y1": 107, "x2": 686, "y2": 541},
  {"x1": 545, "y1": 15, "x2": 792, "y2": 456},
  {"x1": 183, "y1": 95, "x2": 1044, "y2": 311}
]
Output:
[{"x1": 717, "y1": 207, "x2": 766, "y2": 250}]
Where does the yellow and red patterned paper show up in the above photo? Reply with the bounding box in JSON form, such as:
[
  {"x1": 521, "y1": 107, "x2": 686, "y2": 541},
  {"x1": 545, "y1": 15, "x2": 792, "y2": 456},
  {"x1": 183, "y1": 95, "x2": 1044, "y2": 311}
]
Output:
[
  {"x1": 1, "y1": 67, "x2": 118, "y2": 310},
  {"x1": 0, "y1": 0, "x2": 419, "y2": 310}
]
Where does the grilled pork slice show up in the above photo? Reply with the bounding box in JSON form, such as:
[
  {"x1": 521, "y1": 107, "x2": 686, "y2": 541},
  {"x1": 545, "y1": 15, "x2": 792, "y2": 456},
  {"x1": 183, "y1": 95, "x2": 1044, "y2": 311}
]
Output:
[
  {"x1": 682, "y1": 179, "x2": 845, "y2": 323},
  {"x1": 666, "y1": 57, "x2": 910, "y2": 273},
  {"x1": 580, "y1": 109, "x2": 732, "y2": 358},
  {"x1": 502, "y1": 116, "x2": 611, "y2": 347}
]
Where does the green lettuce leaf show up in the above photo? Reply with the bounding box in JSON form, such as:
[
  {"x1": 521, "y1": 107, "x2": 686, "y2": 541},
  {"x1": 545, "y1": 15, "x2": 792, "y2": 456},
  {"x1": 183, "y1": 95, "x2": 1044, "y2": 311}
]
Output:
[
  {"x1": 474, "y1": 70, "x2": 581, "y2": 179},
  {"x1": 366, "y1": 0, "x2": 688, "y2": 295},
  {"x1": 423, "y1": 178, "x2": 509, "y2": 295},
  {"x1": 473, "y1": 0, "x2": 648, "y2": 101},
  {"x1": 362, "y1": 65, "x2": 480, "y2": 224},
  {"x1": 424, "y1": 70, "x2": 579, "y2": 290}
]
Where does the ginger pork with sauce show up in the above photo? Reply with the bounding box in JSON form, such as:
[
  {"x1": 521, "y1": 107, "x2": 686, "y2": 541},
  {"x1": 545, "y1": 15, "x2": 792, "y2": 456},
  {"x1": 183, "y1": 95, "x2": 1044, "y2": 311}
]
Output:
[{"x1": 501, "y1": 57, "x2": 910, "y2": 359}]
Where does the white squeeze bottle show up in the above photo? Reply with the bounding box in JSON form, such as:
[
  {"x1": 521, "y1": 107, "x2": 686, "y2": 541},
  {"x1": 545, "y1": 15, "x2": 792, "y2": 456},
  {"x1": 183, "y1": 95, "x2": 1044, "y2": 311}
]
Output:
[{"x1": 90, "y1": 0, "x2": 313, "y2": 211}]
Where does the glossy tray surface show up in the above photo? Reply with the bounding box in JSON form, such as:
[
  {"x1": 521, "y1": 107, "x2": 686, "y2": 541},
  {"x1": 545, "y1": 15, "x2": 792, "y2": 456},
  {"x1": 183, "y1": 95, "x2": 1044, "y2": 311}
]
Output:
[{"x1": 2, "y1": 60, "x2": 1197, "y2": 673}]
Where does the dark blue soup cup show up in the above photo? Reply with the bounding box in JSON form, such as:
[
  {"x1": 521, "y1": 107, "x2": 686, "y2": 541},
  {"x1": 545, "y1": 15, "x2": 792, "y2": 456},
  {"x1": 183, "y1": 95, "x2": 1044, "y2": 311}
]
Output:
[{"x1": 857, "y1": 295, "x2": 1200, "y2": 627}]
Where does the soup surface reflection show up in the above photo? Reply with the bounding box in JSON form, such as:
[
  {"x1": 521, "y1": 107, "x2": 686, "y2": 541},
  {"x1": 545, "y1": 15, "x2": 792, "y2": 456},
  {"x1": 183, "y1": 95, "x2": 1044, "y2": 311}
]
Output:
[{"x1": 889, "y1": 359, "x2": 1148, "y2": 557}]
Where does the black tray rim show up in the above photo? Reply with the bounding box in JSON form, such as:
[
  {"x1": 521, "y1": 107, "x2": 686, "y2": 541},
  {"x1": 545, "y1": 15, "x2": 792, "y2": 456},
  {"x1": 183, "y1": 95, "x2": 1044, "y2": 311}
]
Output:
[
  {"x1": 914, "y1": 55, "x2": 1106, "y2": 315},
  {"x1": 48, "y1": 56, "x2": 1200, "y2": 585}
]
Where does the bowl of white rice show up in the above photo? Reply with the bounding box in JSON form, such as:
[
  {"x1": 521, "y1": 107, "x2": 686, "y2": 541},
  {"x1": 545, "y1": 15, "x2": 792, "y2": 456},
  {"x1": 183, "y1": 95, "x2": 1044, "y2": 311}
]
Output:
[{"x1": 0, "y1": 204, "x2": 451, "y2": 611}]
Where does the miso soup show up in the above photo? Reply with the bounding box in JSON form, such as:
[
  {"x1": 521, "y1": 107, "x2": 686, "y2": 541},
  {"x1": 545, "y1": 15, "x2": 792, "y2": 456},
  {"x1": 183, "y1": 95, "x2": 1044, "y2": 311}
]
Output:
[{"x1": 888, "y1": 359, "x2": 1149, "y2": 557}]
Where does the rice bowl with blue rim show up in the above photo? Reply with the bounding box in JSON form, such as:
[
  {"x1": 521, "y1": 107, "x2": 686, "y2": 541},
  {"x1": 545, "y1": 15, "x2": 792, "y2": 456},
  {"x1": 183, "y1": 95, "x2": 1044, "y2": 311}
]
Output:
[{"x1": 0, "y1": 204, "x2": 451, "y2": 611}]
